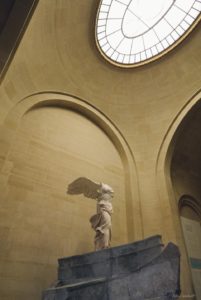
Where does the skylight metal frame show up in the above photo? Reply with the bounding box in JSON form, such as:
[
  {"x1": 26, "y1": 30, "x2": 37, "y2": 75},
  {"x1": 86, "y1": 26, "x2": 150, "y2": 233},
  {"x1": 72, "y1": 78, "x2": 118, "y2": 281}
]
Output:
[{"x1": 95, "y1": 0, "x2": 201, "y2": 67}]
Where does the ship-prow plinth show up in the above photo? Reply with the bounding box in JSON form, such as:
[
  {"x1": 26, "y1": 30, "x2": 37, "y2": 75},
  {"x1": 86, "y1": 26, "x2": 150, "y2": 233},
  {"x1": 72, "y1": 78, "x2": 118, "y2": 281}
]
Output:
[{"x1": 42, "y1": 235, "x2": 180, "y2": 300}]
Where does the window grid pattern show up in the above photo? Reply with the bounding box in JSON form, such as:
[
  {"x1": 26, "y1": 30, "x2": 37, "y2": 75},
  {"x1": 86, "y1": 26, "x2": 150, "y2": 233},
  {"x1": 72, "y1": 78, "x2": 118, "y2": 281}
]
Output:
[{"x1": 96, "y1": 0, "x2": 201, "y2": 66}]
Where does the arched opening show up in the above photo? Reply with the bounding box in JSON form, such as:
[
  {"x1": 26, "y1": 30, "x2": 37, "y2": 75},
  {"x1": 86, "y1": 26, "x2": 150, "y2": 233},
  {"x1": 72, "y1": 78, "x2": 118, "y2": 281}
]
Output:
[
  {"x1": 0, "y1": 92, "x2": 140, "y2": 299},
  {"x1": 170, "y1": 100, "x2": 201, "y2": 299},
  {"x1": 170, "y1": 101, "x2": 201, "y2": 203},
  {"x1": 5, "y1": 104, "x2": 126, "y2": 298},
  {"x1": 156, "y1": 90, "x2": 201, "y2": 298},
  {"x1": 179, "y1": 196, "x2": 201, "y2": 300}
]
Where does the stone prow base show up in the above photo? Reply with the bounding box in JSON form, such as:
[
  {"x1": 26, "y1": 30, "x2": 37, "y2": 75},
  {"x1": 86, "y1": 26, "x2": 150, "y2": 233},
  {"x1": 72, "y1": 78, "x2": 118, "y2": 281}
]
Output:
[{"x1": 42, "y1": 235, "x2": 181, "y2": 300}]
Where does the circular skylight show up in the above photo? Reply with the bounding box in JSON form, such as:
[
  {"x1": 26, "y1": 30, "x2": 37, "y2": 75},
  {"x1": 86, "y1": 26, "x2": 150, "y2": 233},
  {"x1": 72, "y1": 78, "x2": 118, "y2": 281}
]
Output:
[{"x1": 95, "y1": 0, "x2": 201, "y2": 67}]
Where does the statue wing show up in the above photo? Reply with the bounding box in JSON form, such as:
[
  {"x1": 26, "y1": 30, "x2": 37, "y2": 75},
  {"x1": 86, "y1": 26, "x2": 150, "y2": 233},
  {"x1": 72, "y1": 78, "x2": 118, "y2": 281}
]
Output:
[{"x1": 67, "y1": 177, "x2": 101, "y2": 199}]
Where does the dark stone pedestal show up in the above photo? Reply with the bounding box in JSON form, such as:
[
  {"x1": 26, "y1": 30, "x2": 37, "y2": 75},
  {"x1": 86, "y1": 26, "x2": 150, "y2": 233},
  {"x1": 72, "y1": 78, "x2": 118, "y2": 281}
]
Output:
[{"x1": 42, "y1": 235, "x2": 180, "y2": 300}]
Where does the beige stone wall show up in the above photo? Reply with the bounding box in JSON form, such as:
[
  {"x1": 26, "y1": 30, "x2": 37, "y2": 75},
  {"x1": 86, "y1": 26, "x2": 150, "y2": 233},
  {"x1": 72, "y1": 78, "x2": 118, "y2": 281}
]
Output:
[
  {"x1": 0, "y1": 0, "x2": 201, "y2": 298},
  {"x1": 0, "y1": 104, "x2": 128, "y2": 299}
]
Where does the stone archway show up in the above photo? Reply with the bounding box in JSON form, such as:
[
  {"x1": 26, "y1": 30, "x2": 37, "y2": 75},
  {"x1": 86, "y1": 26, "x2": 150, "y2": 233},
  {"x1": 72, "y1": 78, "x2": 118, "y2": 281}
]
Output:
[
  {"x1": 156, "y1": 89, "x2": 201, "y2": 298},
  {"x1": 0, "y1": 92, "x2": 141, "y2": 299},
  {"x1": 0, "y1": 92, "x2": 141, "y2": 239}
]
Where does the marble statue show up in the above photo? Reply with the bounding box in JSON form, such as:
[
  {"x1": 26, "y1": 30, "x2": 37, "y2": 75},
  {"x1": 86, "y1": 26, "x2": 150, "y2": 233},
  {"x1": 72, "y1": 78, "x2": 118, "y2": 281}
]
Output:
[{"x1": 67, "y1": 177, "x2": 114, "y2": 250}]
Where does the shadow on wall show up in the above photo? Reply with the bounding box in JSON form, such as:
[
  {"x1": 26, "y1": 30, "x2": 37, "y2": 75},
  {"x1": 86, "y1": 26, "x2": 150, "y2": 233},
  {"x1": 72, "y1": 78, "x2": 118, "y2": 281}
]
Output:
[
  {"x1": 0, "y1": 0, "x2": 39, "y2": 80},
  {"x1": 0, "y1": 0, "x2": 15, "y2": 33}
]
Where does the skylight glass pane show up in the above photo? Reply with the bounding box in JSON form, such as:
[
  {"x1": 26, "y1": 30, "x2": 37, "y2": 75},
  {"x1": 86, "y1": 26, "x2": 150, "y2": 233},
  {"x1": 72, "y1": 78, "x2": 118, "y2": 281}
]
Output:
[
  {"x1": 99, "y1": 38, "x2": 107, "y2": 47},
  {"x1": 135, "y1": 53, "x2": 140, "y2": 62},
  {"x1": 189, "y1": 8, "x2": 200, "y2": 18},
  {"x1": 111, "y1": 51, "x2": 118, "y2": 60},
  {"x1": 100, "y1": 5, "x2": 110, "y2": 13},
  {"x1": 119, "y1": 0, "x2": 130, "y2": 5},
  {"x1": 171, "y1": 30, "x2": 180, "y2": 41},
  {"x1": 156, "y1": 43, "x2": 164, "y2": 52},
  {"x1": 122, "y1": 10, "x2": 148, "y2": 37},
  {"x1": 151, "y1": 46, "x2": 158, "y2": 55},
  {"x1": 97, "y1": 26, "x2": 106, "y2": 34},
  {"x1": 141, "y1": 51, "x2": 146, "y2": 61},
  {"x1": 176, "y1": 25, "x2": 185, "y2": 36},
  {"x1": 146, "y1": 49, "x2": 152, "y2": 58},
  {"x1": 116, "y1": 54, "x2": 124, "y2": 63},
  {"x1": 165, "y1": 6, "x2": 186, "y2": 28},
  {"x1": 106, "y1": 19, "x2": 122, "y2": 35},
  {"x1": 102, "y1": 0, "x2": 112, "y2": 5},
  {"x1": 129, "y1": 55, "x2": 135, "y2": 63},
  {"x1": 108, "y1": 1, "x2": 126, "y2": 18},
  {"x1": 166, "y1": 35, "x2": 174, "y2": 45},
  {"x1": 98, "y1": 19, "x2": 106, "y2": 27},
  {"x1": 154, "y1": 19, "x2": 172, "y2": 40},
  {"x1": 193, "y1": 2, "x2": 201, "y2": 11},
  {"x1": 107, "y1": 30, "x2": 124, "y2": 49},
  {"x1": 175, "y1": 0, "x2": 194, "y2": 13},
  {"x1": 185, "y1": 14, "x2": 195, "y2": 25},
  {"x1": 102, "y1": 43, "x2": 110, "y2": 52},
  {"x1": 98, "y1": 32, "x2": 106, "y2": 40},
  {"x1": 161, "y1": 39, "x2": 169, "y2": 49},
  {"x1": 117, "y1": 38, "x2": 133, "y2": 54},
  {"x1": 131, "y1": 36, "x2": 144, "y2": 54},
  {"x1": 106, "y1": 48, "x2": 114, "y2": 57},
  {"x1": 180, "y1": 20, "x2": 190, "y2": 30},
  {"x1": 96, "y1": 0, "x2": 201, "y2": 67},
  {"x1": 129, "y1": 0, "x2": 173, "y2": 29},
  {"x1": 123, "y1": 55, "x2": 130, "y2": 64},
  {"x1": 99, "y1": 12, "x2": 108, "y2": 19},
  {"x1": 143, "y1": 30, "x2": 158, "y2": 49}
]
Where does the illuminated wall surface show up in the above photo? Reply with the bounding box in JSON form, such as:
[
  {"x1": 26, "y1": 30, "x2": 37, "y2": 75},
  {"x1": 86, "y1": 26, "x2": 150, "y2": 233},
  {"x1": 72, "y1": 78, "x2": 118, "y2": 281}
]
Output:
[{"x1": 0, "y1": 1, "x2": 200, "y2": 299}]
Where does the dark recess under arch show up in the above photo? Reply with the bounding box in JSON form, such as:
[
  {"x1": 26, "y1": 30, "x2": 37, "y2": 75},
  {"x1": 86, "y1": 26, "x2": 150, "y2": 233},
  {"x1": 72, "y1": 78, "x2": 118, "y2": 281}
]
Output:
[{"x1": 0, "y1": 0, "x2": 39, "y2": 81}]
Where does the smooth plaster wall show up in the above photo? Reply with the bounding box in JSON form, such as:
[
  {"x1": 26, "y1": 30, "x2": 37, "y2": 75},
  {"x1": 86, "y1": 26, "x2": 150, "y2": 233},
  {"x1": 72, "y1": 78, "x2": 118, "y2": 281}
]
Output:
[{"x1": 0, "y1": 0, "x2": 201, "y2": 298}]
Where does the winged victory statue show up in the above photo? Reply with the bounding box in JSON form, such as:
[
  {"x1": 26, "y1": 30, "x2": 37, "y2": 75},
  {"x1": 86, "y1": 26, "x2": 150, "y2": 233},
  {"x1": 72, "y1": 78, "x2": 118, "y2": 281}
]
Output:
[{"x1": 67, "y1": 177, "x2": 114, "y2": 251}]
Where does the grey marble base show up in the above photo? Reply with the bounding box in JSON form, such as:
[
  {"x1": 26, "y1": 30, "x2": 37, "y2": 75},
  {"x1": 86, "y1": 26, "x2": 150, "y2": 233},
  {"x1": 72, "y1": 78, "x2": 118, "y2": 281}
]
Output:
[{"x1": 42, "y1": 235, "x2": 180, "y2": 300}]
